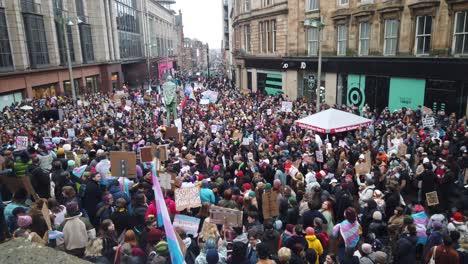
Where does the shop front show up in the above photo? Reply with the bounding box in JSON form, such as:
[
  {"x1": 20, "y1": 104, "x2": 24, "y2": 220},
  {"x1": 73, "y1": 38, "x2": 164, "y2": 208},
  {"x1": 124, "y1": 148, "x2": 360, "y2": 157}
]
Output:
[
  {"x1": 0, "y1": 91, "x2": 23, "y2": 110},
  {"x1": 32, "y1": 83, "x2": 58, "y2": 99}
]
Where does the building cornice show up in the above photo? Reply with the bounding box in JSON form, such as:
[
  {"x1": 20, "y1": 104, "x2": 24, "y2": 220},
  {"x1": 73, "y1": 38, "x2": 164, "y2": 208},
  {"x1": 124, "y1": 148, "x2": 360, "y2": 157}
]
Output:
[{"x1": 233, "y1": 3, "x2": 288, "y2": 26}]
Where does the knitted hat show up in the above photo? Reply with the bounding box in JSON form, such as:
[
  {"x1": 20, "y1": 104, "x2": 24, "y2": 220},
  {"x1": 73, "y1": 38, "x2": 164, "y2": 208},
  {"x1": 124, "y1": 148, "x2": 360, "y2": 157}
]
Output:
[
  {"x1": 237, "y1": 170, "x2": 244, "y2": 177},
  {"x1": 57, "y1": 148, "x2": 65, "y2": 155},
  {"x1": 17, "y1": 215, "x2": 32, "y2": 228},
  {"x1": 66, "y1": 201, "x2": 80, "y2": 216},
  {"x1": 265, "y1": 183, "x2": 272, "y2": 190},
  {"x1": 243, "y1": 183, "x2": 252, "y2": 190},
  {"x1": 413, "y1": 204, "x2": 425, "y2": 213},
  {"x1": 206, "y1": 249, "x2": 219, "y2": 264},
  {"x1": 305, "y1": 227, "x2": 315, "y2": 236},
  {"x1": 288, "y1": 196, "x2": 297, "y2": 204},
  {"x1": 248, "y1": 191, "x2": 255, "y2": 198},
  {"x1": 286, "y1": 224, "x2": 294, "y2": 232},
  {"x1": 147, "y1": 228, "x2": 163, "y2": 244},
  {"x1": 373, "y1": 211, "x2": 383, "y2": 221},
  {"x1": 432, "y1": 221, "x2": 443, "y2": 230},
  {"x1": 213, "y1": 165, "x2": 220, "y2": 172},
  {"x1": 452, "y1": 212, "x2": 463, "y2": 223},
  {"x1": 154, "y1": 241, "x2": 169, "y2": 256},
  {"x1": 403, "y1": 215, "x2": 414, "y2": 224},
  {"x1": 361, "y1": 243, "x2": 373, "y2": 254}
]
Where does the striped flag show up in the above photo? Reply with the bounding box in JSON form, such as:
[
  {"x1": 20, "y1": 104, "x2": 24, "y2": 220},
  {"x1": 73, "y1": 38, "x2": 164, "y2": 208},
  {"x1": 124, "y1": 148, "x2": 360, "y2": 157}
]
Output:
[
  {"x1": 72, "y1": 165, "x2": 87, "y2": 178},
  {"x1": 151, "y1": 162, "x2": 185, "y2": 264}
]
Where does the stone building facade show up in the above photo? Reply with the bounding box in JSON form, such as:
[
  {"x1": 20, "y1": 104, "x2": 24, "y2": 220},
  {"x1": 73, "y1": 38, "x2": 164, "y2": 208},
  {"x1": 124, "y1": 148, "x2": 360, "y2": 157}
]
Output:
[
  {"x1": 0, "y1": 0, "x2": 181, "y2": 108},
  {"x1": 231, "y1": 0, "x2": 468, "y2": 116},
  {"x1": 180, "y1": 38, "x2": 209, "y2": 75}
]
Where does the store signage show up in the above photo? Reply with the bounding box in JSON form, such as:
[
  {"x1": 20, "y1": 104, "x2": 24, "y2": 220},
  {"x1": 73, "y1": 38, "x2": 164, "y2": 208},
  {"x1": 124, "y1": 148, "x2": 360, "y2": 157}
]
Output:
[{"x1": 281, "y1": 61, "x2": 310, "y2": 70}]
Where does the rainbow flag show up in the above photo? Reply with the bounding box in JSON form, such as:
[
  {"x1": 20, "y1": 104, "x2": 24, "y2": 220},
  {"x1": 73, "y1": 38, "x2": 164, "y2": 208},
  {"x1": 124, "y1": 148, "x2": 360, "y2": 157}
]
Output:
[
  {"x1": 181, "y1": 96, "x2": 188, "y2": 109},
  {"x1": 151, "y1": 163, "x2": 185, "y2": 264}
]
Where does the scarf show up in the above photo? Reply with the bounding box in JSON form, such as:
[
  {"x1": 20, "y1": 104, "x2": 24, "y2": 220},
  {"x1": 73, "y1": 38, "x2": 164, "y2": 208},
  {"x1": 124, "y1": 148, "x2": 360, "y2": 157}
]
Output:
[{"x1": 333, "y1": 220, "x2": 360, "y2": 248}]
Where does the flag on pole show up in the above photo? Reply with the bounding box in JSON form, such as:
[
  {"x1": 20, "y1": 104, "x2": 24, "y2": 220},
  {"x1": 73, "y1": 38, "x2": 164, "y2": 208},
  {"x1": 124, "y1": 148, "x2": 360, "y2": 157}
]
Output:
[{"x1": 151, "y1": 163, "x2": 185, "y2": 264}]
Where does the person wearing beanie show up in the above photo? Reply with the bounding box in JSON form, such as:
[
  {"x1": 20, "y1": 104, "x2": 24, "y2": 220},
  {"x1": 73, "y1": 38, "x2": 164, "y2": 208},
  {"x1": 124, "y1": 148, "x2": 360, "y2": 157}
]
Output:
[
  {"x1": 304, "y1": 227, "x2": 323, "y2": 264},
  {"x1": 58, "y1": 201, "x2": 96, "y2": 257},
  {"x1": 12, "y1": 215, "x2": 45, "y2": 244},
  {"x1": 205, "y1": 248, "x2": 220, "y2": 264},
  {"x1": 200, "y1": 180, "x2": 216, "y2": 205},
  {"x1": 423, "y1": 221, "x2": 444, "y2": 257},
  {"x1": 368, "y1": 211, "x2": 387, "y2": 241},
  {"x1": 395, "y1": 224, "x2": 418, "y2": 264},
  {"x1": 447, "y1": 212, "x2": 467, "y2": 244},
  {"x1": 195, "y1": 237, "x2": 228, "y2": 264},
  {"x1": 261, "y1": 220, "x2": 280, "y2": 258},
  {"x1": 96, "y1": 192, "x2": 115, "y2": 223}
]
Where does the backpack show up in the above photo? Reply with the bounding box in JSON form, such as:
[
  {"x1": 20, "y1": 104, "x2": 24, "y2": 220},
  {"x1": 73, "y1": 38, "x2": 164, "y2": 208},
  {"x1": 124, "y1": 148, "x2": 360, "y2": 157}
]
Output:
[{"x1": 316, "y1": 230, "x2": 329, "y2": 248}]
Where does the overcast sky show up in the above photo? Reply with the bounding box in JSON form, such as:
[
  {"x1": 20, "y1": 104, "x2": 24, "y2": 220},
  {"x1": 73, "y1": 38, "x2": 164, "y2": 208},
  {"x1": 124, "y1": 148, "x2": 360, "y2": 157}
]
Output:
[{"x1": 173, "y1": 0, "x2": 222, "y2": 49}]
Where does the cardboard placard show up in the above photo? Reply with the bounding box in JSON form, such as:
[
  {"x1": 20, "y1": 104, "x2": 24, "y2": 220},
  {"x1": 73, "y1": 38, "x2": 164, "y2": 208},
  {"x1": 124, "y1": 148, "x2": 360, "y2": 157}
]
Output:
[
  {"x1": 67, "y1": 128, "x2": 75, "y2": 139},
  {"x1": 110, "y1": 151, "x2": 137, "y2": 178},
  {"x1": 355, "y1": 162, "x2": 368, "y2": 176},
  {"x1": 158, "y1": 171, "x2": 176, "y2": 190},
  {"x1": 422, "y1": 117, "x2": 435, "y2": 128},
  {"x1": 174, "y1": 118, "x2": 182, "y2": 133},
  {"x1": 397, "y1": 144, "x2": 408, "y2": 158},
  {"x1": 152, "y1": 144, "x2": 169, "y2": 162},
  {"x1": 43, "y1": 137, "x2": 54, "y2": 150},
  {"x1": 175, "y1": 187, "x2": 201, "y2": 211},
  {"x1": 173, "y1": 214, "x2": 201, "y2": 237},
  {"x1": 281, "y1": 101, "x2": 293, "y2": 112},
  {"x1": 16, "y1": 136, "x2": 28, "y2": 150},
  {"x1": 262, "y1": 190, "x2": 279, "y2": 219},
  {"x1": 140, "y1": 147, "x2": 153, "y2": 163},
  {"x1": 364, "y1": 151, "x2": 372, "y2": 172},
  {"x1": 242, "y1": 138, "x2": 250, "y2": 146},
  {"x1": 426, "y1": 191, "x2": 439, "y2": 206},
  {"x1": 200, "y1": 99, "x2": 210, "y2": 105},
  {"x1": 209, "y1": 205, "x2": 243, "y2": 227},
  {"x1": 315, "y1": 151, "x2": 324, "y2": 163},
  {"x1": 42, "y1": 203, "x2": 52, "y2": 231},
  {"x1": 166, "y1": 127, "x2": 181, "y2": 143}
]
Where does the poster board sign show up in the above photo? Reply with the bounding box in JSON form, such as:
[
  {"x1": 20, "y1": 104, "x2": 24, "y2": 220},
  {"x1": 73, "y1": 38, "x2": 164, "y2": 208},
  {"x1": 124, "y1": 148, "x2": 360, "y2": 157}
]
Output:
[
  {"x1": 110, "y1": 151, "x2": 137, "y2": 178},
  {"x1": 124, "y1": 105, "x2": 131, "y2": 112},
  {"x1": 281, "y1": 101, "x2": 293, "y2": 112},
  {"x1": 158, "y1": 171, "x2": 176, "y2": 190},
  {"x1": 166, "y1": 127, "x2": 181, "y2": 143},
  {"x1": 315, "y1": 151, "x2": 324, "y2": 163},
  {"x1": 175, "y1": 187, "x2": 201, "y2": 211},
  {"x1": 355, "y1": 162, "x2": 368, "y2": 176},
  {"x1": 422, "y1": 117, "x2": 435, "y2": 128},
  {"x1": 67, "y1": 128, "x2": 75, "y2": 139},
  {"x1": 209, "y1": 205, "x2": 243, "y2": 227},
  {"x1": 43, "y1": 137, "x2": 54, "y2": 150},
  {"x1": 42, "y1": 203, "x2": 52, "y2": 231},
  {"x1": 152, "y1": 144, "x2": 169, "y2": 162},
  {"x1": 125, "y1": 100, "x2": 132, "y2": 106},
  {"x1": 15, "y1": 136, "x2": 28, "y2": 150},
  {"x1": 426, "y1": 191, "x2": 439, "y2": 206},
  {"x1": 174, "y1": 118, "x2": 182, "y2": 133},
  {"x1": 266, "y1": 109, "x2": 272, "y2": 115},
  {"x1": 173, "y1": 214, "x2": 200, "y2": 237},
  {"x1": 200, "y1": 99, "x2": 210, "y2": 105},
  {"x1": 242, "y1": 138, "x2": 250, "y2": 146},
  {"x1": 116, "y1": 112, "x2": 123, "y2": 118},
  {"x1": 211, "y1": 125, "x2": 218, "y2": 134},
  {"x1": 140, "y1": 147, "x2": 153, "y2": 163},
  {"x1": 397, "y1": 144, "x2": 408, "y2": 158},
  {"x1": 364, "y1": 151, "x2": 372, "y2": 172},
  {"x1": 339, "y1": 140, "x2": 346, "y2": 148},
  {"x1": 262, "y1": 190, "x2": 279, "y2": 219}
]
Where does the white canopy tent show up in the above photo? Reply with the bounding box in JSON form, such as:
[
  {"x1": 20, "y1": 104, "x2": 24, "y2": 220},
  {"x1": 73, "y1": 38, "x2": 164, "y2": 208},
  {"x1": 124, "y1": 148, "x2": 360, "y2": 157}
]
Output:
[{"x1": 295, "y1": 108, "x2": 372, "y2": 134}]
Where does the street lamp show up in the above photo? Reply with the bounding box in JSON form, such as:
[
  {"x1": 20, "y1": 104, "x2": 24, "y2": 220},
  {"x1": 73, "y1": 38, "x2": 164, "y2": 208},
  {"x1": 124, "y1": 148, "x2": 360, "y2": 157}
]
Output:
[
  {"x1": 56, "y1": 15, "x2": 83, "y2": 101},
  {"x1": 165, "y1": 48, "x2": 173, "y2": 80},
  {"x1": 304, "y1": 17, "x2": 325, "y2": 112}
]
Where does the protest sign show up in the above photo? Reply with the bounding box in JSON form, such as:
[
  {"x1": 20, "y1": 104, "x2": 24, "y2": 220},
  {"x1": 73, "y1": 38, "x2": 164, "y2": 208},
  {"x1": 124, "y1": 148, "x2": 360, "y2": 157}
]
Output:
[
  {"x1": 355, "y1": 162, "x2": 368, "y2": 176},
  {"x1": 15, "y1": 136, "x2": 28, "y2": 150},
  {"x1": 174, "y1": 118, "x2": 182, "y2": 133},
  {"x1": 110, "y1": 151, "x2": 137, "y2": 178},
  {"x1": 262, "y1": 190, "x2": 279, "y2": 219},
  {"x1": 200, "y1": 99, "x2": 210, "y2": 105},
  {"x1": 166, "y1": 127, "x2": 181, "y2": 143},
  {"x1": 209, "y1": 206, "x2": 243, "y2": 227},
  {"x1": 267, "y1": 109, "x2": 272, "y2": 115},
  {"x1": 339, "y1": 140, "x2": 346, "y2": 148},
  {"x1": 67, "y1": 128, "x2": 75, "y2": 139},
  {"x1": 140, "y1": 147, "x2": 153, "y2": 163},
  {"x1": 281, "y1": 101, "x2": 293, "y2": 112},
  {"x1": 242, "y1": 138, "x2": 250, "y2": 146},
  {"x1": 397, "y1": 144, "x2": 408, "y2": 158},
  {"x1": 173, "y1": 214, "x2": 201, "y2": 237},
  {"x1": 158, "y1": 171, "x2": 176, "y2": 190},
  {"x1": 126, "y1": 100, "x2": 132, "y2": 106},
  {"x1": 43, "y1": 137, "x2": 54, "y2": 150},
  {"x1": 426, "y1": 191, "x2": 439, "y2": 206},
  {"x1": 211, "y1": 125, "x2": 218, "y2": 134},
  {"x1": 175, "y1": 187, "x2": 201, "y2": 211},
  {"x1": 116, "y1": 112, "x2": 123, "y2": 118},
  {"x1": 422, "y1": 117, "x2": 435, "y2": 128},
  {"x1": 124, "y1": 105, "x2": 131, "y2": 112},
  {"x1": 315, "y1": 151, "x2": 324, "y2": 163}
]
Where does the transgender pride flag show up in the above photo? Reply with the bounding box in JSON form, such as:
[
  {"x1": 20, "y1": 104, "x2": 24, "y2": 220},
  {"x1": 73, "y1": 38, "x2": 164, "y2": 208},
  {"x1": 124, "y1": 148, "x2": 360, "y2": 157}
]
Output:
[{"x1": 151, "y1": 162, "x2": 185, "y2": 264}]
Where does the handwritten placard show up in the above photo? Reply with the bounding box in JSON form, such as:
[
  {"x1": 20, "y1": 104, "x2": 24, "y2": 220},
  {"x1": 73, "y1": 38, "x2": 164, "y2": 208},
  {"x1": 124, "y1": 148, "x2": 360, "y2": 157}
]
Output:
[
  {"x1": 281, "y1": 101, "x2": 293, "y2": 112},
  {"x1": 16, "y1": 136, "x2": 28, "y2": 150},
  {"x1": 315, "y1": 150, "x2": 324, "y2": 163},
  {"x1": 175, "y1": 187, "x2": 201, "y2": 211},
  {"x1": 209, "y1": 206, "x2": 243, "y2": 227},
  {"x1": 158, "y1": 171, "x2": 176, "y2": 190},
  {"x1": 173, "y1": 214, "x2": 201, "y2": 236},
  {"x1": 422, "y1": 117, "x2": 435, "y2": 128},
  {"x1": 110, "y1": 151, "x2": 137, "y2": 178},
  {"x1": 262, "y1": 190, "x2": 279, "y2": 219},
  {"x1": 426, "y1": 191, "x2": 439, "y2": 206},
  {"x1": 43, "y1": 137, "x2": 54, "y2": 150}
]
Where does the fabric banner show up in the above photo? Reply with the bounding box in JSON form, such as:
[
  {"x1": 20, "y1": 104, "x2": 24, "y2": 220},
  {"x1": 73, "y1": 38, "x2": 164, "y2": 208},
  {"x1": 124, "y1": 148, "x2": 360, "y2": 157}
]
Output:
[{"x1": 173, "y1": 214, "x2": 201, "y2": 237}]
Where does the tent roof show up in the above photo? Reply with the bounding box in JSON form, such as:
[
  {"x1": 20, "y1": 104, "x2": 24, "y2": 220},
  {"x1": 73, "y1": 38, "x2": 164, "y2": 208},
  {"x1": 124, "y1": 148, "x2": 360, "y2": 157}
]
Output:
[{"x1": 294, "y1": 108, "x2": 372, "y2": 134}]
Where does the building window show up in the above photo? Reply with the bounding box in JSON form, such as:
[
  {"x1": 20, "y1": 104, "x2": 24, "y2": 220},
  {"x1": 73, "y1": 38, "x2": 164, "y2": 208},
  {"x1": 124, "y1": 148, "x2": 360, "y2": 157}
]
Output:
[
  {"x1": 259, "y1": 22, "x2": 264, "y2": 53},
  {"x1": 23, "y1": 14, "x2": 49, "y2": 68},
  {"x1": 453, "y1": 11, "x2": 468, "y2": 55},
  {"x1": 75, "y1": 0, "x2": 85, "y2": 20},
  {"x1": 21, "y1": 0, "x2": 37, "y2": 13},
  {"x1": 56, "y1": 23, "x2": 75, "y2": 65},
  {"x1": 244, "y1": 0, "x2": 251, "y2": 12},
  {"x1": 359, "y1": 22, "x2": 370, "y2": 56},
  {"x1": 0, "y1": 8, "x2": 13, "y2": 69},
  {"x1": 337, "y1": 24, "x2": 347, "y2": 56},
  {"x1": 308, "y1": 27, "x2": 318, "y2": 56},
  {"x1": 265, "y1": 21, "x2": 271, "y2": 52},
  {"x1": 244, "y1": 24, "x2": 251, "y2": 52},
  {"x1": 415, "y1": 16, "x2": 432, "y2": 55},
  {"x1": 384, "y1": 19, "x2": 398, "y2": 56},
  {"x1": 272, "y1": 20, "x2": 276, "y2": 52},
  {"x1": 79, "y1": 24, "x2": 94, "y2": 63},
  {"x1": 262, "y1": 0, "x2": 274, "y2": 7},
  {"x1": 116, "y1": 0, "x2": 142, "y2": 58},
  {"x1": 338, "y1": 0, "x2": 348, "y2": 6},
  {"x1": 360, "y1": 0, "x2": 373, "y2": 4},
  {"x1": 307, "y1": 0, "x2": 319, "y2": 11}
]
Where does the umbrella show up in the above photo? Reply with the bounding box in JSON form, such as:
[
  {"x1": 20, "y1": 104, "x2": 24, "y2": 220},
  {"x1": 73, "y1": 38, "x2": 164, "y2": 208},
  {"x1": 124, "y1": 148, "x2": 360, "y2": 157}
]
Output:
[
  {"x1": 295, "y1": 108, "x2": 372, "y2": 134},
  {"x1": 20, "y1": 105, "x2": 33, "y2": 110}
]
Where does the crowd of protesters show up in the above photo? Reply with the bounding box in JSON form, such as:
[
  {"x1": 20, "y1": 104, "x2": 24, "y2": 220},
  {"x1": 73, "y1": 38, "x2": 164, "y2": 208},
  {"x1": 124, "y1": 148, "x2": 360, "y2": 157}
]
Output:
[{"x1": 0, "y1": 76, "x2": 466, "y2": 264}]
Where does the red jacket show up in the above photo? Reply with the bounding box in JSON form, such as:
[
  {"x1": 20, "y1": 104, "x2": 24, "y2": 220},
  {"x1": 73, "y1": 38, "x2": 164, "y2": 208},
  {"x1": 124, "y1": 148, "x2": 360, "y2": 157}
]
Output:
[{"x1": 145, "y1": 198, "x2": 179, "y2": 221}]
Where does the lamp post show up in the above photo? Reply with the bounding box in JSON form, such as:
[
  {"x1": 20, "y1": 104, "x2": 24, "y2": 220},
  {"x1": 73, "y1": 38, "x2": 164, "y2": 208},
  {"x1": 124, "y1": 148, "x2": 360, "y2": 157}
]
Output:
[
  {"x1": 305, "y1": 17, "x2": 325, "y2": 113},
  {"x1": 207, "y1": 44, "x2": 210, "y2": 78},
  {"x1": 58, "y1": 15, "x2": 83, "y2": 101},
  {"x1": 166, "y1": 48, "x2": 173, "y2": 79}
]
